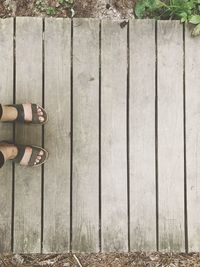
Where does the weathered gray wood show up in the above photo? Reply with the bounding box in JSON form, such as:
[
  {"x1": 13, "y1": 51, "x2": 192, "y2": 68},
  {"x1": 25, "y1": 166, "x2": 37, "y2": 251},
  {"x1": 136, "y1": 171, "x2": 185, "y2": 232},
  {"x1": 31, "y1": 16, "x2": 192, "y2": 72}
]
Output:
[
  {"x1": 185, "y1": 25, "x2": 200, "y2": 252},
  {"x1": 129, "y1": 19, "x2": 156, "y2": 251},
  {"x1": 157, "y1": 21, "x2": 185, "y2": 251},
  {"x1": 101, "y1": 20, "x2": 128, "y2": 252},
  {"x1": 0, "y1": 18, "x2": 13, "y2": 252},
  {"x1": 0, "y1": 18, "x2": 197, "y2": 253},
  {"x1": 72, "y1": 18, "x2": 99, "y2": 252},
  {"x1": 43, "y1": 18, "x2": 71, "y2": 252},
  {"x1": 14, "y1": 17, "x2": 43, "y2": 253}
]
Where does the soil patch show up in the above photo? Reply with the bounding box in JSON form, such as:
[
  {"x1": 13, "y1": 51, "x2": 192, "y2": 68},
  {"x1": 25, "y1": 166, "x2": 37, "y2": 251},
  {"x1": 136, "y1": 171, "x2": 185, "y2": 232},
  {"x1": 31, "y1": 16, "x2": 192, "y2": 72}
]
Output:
[
  {"x1": 1, "y1": 252, "x2": 200, "y2": 266},
  {"x1": 0, "y1": 0, "x2": 135, "y2": 19}
]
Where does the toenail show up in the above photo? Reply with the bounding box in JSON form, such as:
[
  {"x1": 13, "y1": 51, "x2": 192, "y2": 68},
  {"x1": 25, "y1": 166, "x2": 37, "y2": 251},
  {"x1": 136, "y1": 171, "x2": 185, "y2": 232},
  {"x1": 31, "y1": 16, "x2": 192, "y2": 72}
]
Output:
[
  {"x1": 38, "y1": 108, "x2": 41, "y2": 112},
  {"x1": 39, "y1": 117, "x2": 44, "y2": 122},
  {"x1": 36, "y1": 159, "x2": 39, "y2": 163},
  {"x1": 39, "y1": 150, "x2": 44, "y2": 156}
]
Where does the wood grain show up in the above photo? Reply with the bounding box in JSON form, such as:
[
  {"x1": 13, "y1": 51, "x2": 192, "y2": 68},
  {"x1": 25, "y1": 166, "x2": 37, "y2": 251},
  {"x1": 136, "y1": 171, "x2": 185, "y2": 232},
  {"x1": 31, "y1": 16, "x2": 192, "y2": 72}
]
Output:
[
  {"x1": 101, "y1": 20, "x2": 128, "y2": 252},
  {"x1": 185, "y1": 24, "x2": 200, "y2": 252},
  {"x1": 0, "y1": 18, "x2": 13, "y2": 252},
  {"x1": 157, "y1": 21, "x2": 185, "y2": 252},
  {"x1": 72, "y1": 18, "x2": 99, "y2": 252},
  {"x1": 43, "y1": 18, "x2": 71, "y2": 252},
  {"x1": 14, "y1": 17, "x2": 43, "y2": 253},
  {"x1": 129, "y1": 19, "x2": 156, "y2": 251}
]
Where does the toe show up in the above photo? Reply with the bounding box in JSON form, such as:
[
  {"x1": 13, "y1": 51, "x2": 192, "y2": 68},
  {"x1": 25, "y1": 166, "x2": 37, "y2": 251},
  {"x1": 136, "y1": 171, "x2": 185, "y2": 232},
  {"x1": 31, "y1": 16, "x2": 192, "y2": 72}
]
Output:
[
  {"x1": 39, "y1": 111, "x2": 43, "y2": 116},
  {"x1": 36, "y1": 159, "x2": 39, "y2": 163},
  {"x1": 39, "y1": 116, "x2": 44, "y2": 122},
  {"x1": 37, "y1": 155, "x2": 42, "y2": 160},
  {"x1": 39, "y1": 150, "x2": 44, "y2": 156}
]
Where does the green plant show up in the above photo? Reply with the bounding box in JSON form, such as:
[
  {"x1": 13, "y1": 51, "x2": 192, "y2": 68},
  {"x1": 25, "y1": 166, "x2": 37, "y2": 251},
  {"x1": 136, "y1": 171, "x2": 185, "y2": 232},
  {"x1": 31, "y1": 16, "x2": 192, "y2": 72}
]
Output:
[
  {"x1": 35, "y1": 0, "x2": 57, "y2": 16},
  {"x1": 134, "y1": 0, "x2": 200, "y2": 36},
  {"x1": 59, "y1": 0, "x2": 74, "y2": 6},
  {"x1": 35, "y1": 0, "x2": 46, "y2": 12},
  {"x1": 46, "y1": 6, "x2": 57, "y2": 15}
]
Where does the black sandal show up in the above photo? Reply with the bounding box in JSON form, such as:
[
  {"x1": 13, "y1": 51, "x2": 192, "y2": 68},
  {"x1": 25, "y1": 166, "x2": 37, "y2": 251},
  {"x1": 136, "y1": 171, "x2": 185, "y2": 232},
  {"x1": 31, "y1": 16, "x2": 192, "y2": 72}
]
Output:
[
  {"x1": 0, "y1": 142, "x2": 48, "y2": 167},
  {"x1": 0, "y1": 151, "x2": 5, "y2": 168},
  {"x1": 2, "y1": 103, "x2": 48, "y2": 125}
]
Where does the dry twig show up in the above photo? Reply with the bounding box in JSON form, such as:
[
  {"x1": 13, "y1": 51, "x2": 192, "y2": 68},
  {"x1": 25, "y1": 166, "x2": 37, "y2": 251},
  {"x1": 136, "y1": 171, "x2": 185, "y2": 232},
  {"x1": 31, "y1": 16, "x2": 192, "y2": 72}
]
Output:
[{"x1": 73, "y1": 254, "x2": 83, "y2": 267}]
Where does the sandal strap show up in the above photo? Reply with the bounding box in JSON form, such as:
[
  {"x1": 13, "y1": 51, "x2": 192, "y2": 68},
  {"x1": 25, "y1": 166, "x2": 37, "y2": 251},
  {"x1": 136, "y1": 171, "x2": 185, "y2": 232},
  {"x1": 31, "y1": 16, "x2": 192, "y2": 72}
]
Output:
[
  {"x1": 7, "y1": 104, "x2": 25, "y2": 123},
  {"x1": 13, "y1": 144, "x2": 26, "y2": 164},
  {"x1": 13, "y1": 145, "x2": 38, "y2": 166},
  {"x1": 31, "y1": 104, "x2": 40, "y2": 124},
  {"x1": 13, "y1": 145, "x2": 37, "y2": 166},
  {"x1": 16, "y1": 104, "x2": 25, "y2": 122}
]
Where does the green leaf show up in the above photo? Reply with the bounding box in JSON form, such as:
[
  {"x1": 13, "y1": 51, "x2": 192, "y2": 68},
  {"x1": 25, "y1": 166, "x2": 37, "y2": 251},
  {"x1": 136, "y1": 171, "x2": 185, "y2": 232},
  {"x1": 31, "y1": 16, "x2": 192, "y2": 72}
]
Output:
[
  {"x1": 189, "y1": 14, "x2": 200, "y2": 24},
  {"x1": 145, "y1": 0, "x2": 157, "y2": 8},
  {"x1": 180, "y1": 12, "x2": 188, "y2": 22},
  {"x1": 181, "y1": 17, "x2": 187, "y2": 22},
  {"x1": 135, "y1": 1, "x2": 146, "y2": 18},
  {"x1": 187, "y1": 2, "x2": 195, "y2": 10},
  {"x1": 46, "y1": 7, "x2": 57, "y2": 15},
  {"x1": 192, "y1": 23, "x2": 200, "y2": 36}
]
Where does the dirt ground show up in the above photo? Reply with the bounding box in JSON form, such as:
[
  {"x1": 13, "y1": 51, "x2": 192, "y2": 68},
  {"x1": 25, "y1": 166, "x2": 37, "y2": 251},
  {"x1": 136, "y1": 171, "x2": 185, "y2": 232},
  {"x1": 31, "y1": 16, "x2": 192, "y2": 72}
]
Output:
[
  {"x1": 1, "y1": 252, "x2": 200, "y2": 267},
  {"x1": 0, "y1": 0, "x2": 135, "y2": 19}
]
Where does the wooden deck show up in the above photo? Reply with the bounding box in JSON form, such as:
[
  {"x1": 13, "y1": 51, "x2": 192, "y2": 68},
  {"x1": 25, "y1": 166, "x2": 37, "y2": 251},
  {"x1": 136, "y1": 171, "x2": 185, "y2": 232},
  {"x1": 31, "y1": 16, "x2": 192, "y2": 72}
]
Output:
[{"x1": 0, "y1": 18, "x2": 200, "y2": 253}]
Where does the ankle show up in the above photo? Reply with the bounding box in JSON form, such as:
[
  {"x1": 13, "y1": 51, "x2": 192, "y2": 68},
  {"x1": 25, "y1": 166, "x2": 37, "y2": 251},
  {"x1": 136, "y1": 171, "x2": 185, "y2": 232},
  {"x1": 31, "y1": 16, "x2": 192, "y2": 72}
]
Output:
[
  {"x1": 7, "y1": 146, "x2": 18, "y2": 160},
  {"x1": 0, "y1": 145, "x2": 18, "y2": 161},
  {"x1": 0, "y1": 106, "x2": 18, "y2": 122}
]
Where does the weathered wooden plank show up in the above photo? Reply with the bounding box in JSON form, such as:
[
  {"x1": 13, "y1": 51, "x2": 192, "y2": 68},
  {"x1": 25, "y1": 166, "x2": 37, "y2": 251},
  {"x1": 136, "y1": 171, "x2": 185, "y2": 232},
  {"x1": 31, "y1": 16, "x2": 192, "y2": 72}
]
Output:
[
  {"x1": 157, "y1": 21, "x2": 185, "y2": 251},
  {"x1": 129, "y1": 19, "x2": 156, "y2": 251},
  {"x1": 72, "y1": 18, "x2": 99, "y2": 252},
  {"x1": 14, "y1": 17, "x2": 43, "y2": 253},
  {"x1": 185, "y1": 25, "x2": 200, "y2": 252},
  {"x1": 43, "y1": 18, "x2": 71, "y2": 252},
  {"x1": 0, "y1": 18, "x2": 13, "y2": 253},
  {"x1": 101, "y1": 20, "x2": 128, "y2": 252}
]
